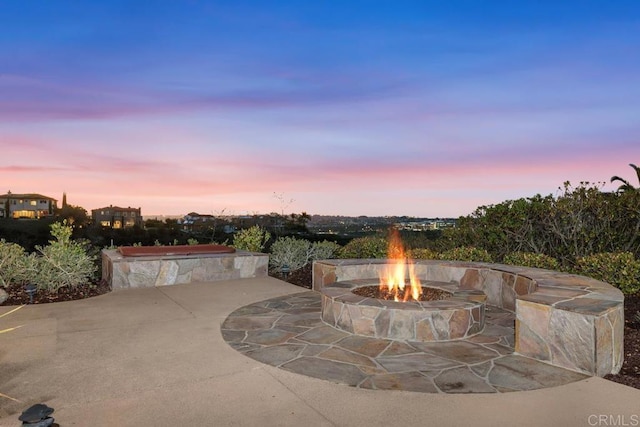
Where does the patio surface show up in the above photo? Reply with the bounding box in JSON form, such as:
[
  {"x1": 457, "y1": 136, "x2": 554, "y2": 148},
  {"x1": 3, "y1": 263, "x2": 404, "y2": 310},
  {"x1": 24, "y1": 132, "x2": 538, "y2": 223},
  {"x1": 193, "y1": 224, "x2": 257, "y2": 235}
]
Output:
[
  {"x1": 1, "y1": 277, "x2": 639, "y2": 426},
  {"x1": 222, "y1": 292, "x2": 588, "y2": 393}
]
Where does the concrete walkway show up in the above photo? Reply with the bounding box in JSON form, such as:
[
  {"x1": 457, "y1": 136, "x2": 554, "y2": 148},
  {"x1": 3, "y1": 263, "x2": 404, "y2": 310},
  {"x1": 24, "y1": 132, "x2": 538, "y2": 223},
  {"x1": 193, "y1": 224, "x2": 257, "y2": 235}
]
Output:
[{"x1": 1, "y1": 278, "x2": 638, "y2": 427}]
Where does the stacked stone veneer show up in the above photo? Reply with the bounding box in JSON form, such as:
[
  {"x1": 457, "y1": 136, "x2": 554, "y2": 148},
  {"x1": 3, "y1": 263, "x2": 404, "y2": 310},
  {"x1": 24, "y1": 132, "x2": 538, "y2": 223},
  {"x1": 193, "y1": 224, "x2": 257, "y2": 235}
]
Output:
[
  {"x1": 313, "y1": 259, "x2": 624, "y2": 376},
  {"x1": 320, "y1": 279, "x2": 486, "y2": 342},
  {"x1": 102, "y1": 249, "x2": 268, "y2": 289}
]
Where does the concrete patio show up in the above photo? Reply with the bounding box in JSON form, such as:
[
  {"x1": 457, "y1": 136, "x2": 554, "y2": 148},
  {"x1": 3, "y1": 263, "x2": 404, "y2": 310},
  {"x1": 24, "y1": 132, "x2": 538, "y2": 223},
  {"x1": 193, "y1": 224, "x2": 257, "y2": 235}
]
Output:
[{"x1": 1, "y1": 277, "x2": 639, "y2": 426}]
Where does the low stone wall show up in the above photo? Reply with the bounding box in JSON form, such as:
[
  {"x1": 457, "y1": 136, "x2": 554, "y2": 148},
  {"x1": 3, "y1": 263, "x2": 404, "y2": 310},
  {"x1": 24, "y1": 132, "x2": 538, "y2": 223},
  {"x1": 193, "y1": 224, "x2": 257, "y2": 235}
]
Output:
[
  {"x1": 102, "y1": 248, "x2": 268, "y2": 289},
  {"x1": 320, "y1": 279, "x2": 486, "y2": 342},
  {"x1": 313, "y1": 259, "x2": 624, "y2": 377}
]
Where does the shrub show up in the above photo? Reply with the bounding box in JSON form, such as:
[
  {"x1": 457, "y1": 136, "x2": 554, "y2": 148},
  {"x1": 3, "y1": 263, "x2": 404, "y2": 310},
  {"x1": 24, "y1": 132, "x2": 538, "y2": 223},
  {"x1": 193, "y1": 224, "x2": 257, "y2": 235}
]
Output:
[
  {"x1": 0, "y1": 239, "x2": 30, "y2": 288},
  {"x1": 503, "y1": 252, "x2": 560, "y2": 270},
  {"x1": 439, "y1": 246, "x2": 493, "y2": 262},
  {"x1": 574, "y1": 252, "x2": 640, "y2": 295},
  {"x1": 408, "y1": 248, "x2": 439, "y2": 260},
  {"x1": 232, "y1": 226, "x2": 271, "y2": 252},
  {"x1": 310, "y1": 240, "x2": 341, "y2": 261},
  {"x1": 32, "y1": 222, "x2": 97, "y2": 292},
  {"x1": 269, "y1": 236, "x2": 312, "y2": 273},
  {"x1": 339, "y1": 236, "x2": 388, "y2": 259}
]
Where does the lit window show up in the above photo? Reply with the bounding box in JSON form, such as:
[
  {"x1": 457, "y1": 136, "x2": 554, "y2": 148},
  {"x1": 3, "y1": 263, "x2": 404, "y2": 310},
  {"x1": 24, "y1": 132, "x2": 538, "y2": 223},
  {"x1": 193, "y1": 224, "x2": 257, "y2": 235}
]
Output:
[{"x1": 30, "y1": 201, "x2": 37, "y2": 206}]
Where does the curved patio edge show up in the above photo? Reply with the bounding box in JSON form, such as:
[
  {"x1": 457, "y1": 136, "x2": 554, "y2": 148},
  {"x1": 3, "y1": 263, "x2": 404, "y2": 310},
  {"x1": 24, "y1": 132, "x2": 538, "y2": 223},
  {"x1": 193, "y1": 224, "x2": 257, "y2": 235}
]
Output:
[{"x1": 313, "y1": 259, "x2": 624, "y2": 377}]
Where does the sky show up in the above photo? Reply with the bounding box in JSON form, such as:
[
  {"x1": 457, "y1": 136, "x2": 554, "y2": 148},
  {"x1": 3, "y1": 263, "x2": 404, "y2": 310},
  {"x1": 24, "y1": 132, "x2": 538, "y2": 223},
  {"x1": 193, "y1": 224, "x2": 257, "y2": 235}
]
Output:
[{"x1": 1, "y1": 1, "x2": 639, "y2": 218}]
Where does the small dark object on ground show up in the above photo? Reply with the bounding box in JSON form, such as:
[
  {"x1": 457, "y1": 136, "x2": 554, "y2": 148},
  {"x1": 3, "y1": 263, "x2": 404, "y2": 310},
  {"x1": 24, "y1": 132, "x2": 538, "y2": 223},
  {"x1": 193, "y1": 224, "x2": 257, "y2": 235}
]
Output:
[{"x1": 19, "y1": 403, "x2": 54, "y2": 427}]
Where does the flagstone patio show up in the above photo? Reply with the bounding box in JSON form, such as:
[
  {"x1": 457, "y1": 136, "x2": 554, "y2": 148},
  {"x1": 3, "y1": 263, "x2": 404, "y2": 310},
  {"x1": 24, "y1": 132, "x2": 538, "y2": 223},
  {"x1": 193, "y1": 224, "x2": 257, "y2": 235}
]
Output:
[{"x1": 222, "y1": 291, "x2": 589, "y2": 393}]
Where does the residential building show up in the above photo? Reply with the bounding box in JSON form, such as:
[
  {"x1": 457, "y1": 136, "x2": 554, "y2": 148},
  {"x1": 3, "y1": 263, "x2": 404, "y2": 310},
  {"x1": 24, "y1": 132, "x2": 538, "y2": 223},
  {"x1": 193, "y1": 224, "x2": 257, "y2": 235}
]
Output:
[
  {"x1": 0, "y1": 191, "x2": 57, "y2": 219},
  {"x1": 92, "y1": 205, "x2": 142, "y2": 229},
  {"x1": 178, "y1": 212, "x2": 217, "y2": 232}
]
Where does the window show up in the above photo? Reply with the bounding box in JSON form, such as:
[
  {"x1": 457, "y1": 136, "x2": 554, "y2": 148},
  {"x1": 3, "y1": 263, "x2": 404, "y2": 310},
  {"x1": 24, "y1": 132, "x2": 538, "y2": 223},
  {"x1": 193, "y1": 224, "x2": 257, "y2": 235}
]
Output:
[
  {"x1": 13, "y1": 210, "x2": 34, "y2": 219},
  {"x1": 30, "y1": 200, "x2": 37, "y2": 206}
]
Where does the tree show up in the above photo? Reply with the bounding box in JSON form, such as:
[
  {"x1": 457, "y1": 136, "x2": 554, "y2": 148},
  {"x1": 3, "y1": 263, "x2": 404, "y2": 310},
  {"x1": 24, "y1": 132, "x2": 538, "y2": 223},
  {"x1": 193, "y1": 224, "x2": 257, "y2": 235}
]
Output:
[
  {"x1": 55, "y1": 204, "x2": 90, "y2": 228},
  {"x1": 611, "y1": 163, "x2": 640, "y2": 193}
]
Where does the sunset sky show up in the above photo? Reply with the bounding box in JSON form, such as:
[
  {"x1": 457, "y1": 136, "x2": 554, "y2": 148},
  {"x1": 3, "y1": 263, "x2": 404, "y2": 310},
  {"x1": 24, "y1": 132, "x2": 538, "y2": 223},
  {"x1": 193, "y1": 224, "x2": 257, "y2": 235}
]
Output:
[{"x1": 1, "y1": 1, "x2": 639, "y2": 217}]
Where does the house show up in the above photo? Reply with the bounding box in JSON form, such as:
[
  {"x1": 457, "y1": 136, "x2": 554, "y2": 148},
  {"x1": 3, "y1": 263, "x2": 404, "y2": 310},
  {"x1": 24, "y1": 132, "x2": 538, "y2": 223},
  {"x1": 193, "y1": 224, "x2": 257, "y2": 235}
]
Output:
[
  {"x1": 178, "y1": 212, "x2": 217, "y2": 232},
  {"x1": 0, "y1": 191, "x2": 57, "y2": 219},
  {"x1": 92, "y1": 205, "x2": 142, "y2": 229}
]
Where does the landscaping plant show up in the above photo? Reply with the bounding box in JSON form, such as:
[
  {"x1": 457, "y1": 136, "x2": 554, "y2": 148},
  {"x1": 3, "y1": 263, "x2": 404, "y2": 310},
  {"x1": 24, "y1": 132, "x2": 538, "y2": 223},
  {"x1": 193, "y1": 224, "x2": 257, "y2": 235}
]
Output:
[
  {"x1": 0, "y1": 239, "x2": 30, "y2": 288},
  {"x1": 574, "y1": 252, "x2": 640, "y2": 295},
  {"x1": 309, "y1": 240, "x2": 341, "y2": 261},
  {"x1": 32, "y1": 222, "x2": 97, "y2": 293},
  {"x1": 407, "y1": 248, "x2": 439, "y2": 260},
  {"x1": 269, "y1": 236, "x2": 313, "y2": 273},
  {"x1": 439, "y1": 246, "x2": 493, "y2": 262},
  {"x1": 339, "y1": 236, "x2": 388, "y2": 259},
  {"x1": 503, "y1": 252, "x2": 560, "y2": 270},
  {"x1": 232, "y1": 225, "x2": 271, "y2": 252}
]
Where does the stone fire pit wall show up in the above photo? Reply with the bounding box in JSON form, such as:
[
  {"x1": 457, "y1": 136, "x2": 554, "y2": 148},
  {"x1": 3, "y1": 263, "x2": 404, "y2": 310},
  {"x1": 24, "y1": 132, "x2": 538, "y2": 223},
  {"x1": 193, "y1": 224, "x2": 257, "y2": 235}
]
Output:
[
  {"x1": 102, "y1": 248, "x2": 268, "y2": 289},
  {"x1": 313, "y1": 259, "x2": 624, "y2": 377}
]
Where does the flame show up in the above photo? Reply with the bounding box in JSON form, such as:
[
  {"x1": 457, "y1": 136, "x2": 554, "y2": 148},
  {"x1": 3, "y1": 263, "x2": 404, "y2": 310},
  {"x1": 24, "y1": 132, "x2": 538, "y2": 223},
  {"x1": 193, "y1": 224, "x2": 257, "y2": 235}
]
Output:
[{"x1": 379, "y1": 229, "x2": 422, "y2": 302}]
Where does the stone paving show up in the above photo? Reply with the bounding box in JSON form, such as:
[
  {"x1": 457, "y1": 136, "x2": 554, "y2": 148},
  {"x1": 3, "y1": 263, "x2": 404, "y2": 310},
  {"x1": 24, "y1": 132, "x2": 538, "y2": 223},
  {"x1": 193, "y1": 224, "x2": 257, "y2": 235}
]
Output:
[{"x1": 221, "y1": 291, "x2": 589, "y2": 394}]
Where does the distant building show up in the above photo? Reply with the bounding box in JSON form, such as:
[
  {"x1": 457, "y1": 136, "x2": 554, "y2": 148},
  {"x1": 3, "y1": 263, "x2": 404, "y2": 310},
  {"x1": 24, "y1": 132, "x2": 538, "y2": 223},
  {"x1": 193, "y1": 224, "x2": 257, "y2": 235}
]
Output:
[
  {"x1": 178, "y1": 212, "x2": 217, "y2": 232},
  {"x1": 92, "y1": 205, "x2": 142, "y2": 229},
  {"x1": 0, "y1": 191, "x2": 57, "y2": 219}
]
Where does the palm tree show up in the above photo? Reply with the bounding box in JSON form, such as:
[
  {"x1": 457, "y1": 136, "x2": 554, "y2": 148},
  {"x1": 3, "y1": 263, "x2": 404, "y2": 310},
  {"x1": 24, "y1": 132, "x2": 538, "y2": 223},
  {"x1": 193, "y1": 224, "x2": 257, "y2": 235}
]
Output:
[{"x1": 611, "y1": 163, "x2": 640, "y2": 193}]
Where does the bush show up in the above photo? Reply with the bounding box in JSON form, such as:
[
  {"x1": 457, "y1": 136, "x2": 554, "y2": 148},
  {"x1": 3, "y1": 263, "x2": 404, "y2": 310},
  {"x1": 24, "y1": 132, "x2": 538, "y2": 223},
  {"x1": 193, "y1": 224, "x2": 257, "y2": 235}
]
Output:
[
  {"x1": 439, "y1": 246, "x2": 493, "y2": 262},
  {"x1": 310, "y1": 240, "x2": 341, "y2": 261},
  {"x1": 503, "y1": 252, "x2": 560, "y2": 270},
  {"x1": 407, "y1": 248, "x2": 439, "y2": 260},
  {"x1": 0, "y1": 239, "x2": 30, "y2": 288},
  {"x1": 232, "y1": 226, "x2": 271, "y2": 252},
  {"x1": 574, "y1": 252, "x2": 640, "y2": 295},
  {"x1": 339, "y1": 236, "x2": 388, "y2": 259},
  {"x1": 32, "y1": 222, "x2": 97, "y2": 292},
  {"x1": 269, "y1": 236, "x2": 312, "y2": 273},
  {"x1": 443, "y1": 182, "x2": 640, "y2": 264}
]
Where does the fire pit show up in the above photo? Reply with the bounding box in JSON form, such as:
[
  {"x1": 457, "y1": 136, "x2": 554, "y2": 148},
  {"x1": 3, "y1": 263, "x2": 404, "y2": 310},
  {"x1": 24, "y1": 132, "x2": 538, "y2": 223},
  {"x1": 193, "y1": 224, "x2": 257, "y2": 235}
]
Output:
[
  {"x1": 320, "y1": 230, "x2": 486, "y2": 342},
  {"x1": 321, "y1": 279, "x2": 485, "y2": 342}
]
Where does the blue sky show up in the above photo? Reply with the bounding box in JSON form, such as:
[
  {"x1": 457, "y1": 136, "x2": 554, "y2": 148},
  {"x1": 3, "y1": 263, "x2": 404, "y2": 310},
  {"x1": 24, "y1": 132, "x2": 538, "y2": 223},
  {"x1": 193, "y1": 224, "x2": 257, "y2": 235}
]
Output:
[{"x1": 1, "y1": 1, "x2": 638, "y2": 217}]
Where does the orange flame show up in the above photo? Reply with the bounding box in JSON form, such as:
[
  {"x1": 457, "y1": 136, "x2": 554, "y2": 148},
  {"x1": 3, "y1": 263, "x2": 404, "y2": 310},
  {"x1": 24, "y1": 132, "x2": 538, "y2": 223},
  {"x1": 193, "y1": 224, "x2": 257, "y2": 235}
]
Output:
[{"x1": 379, "y1": 229, "x2": 422, "y2": 302}]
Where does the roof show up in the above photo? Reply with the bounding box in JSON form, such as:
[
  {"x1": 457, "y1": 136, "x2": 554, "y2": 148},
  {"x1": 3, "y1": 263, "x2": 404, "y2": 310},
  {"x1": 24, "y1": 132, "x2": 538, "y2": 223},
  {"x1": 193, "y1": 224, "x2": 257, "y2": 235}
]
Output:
[
  {"x1": 0, "y1": 193, "x2": 57, "y2": 201},
  {"x1": 91, "y1": 206, "x2": 141, "y2": 212}
]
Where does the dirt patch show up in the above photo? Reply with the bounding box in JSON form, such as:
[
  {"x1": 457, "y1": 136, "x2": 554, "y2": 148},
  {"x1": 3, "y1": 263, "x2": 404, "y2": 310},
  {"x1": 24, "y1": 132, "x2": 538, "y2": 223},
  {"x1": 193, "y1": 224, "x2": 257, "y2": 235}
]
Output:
[
  {"x1": 604, "y1": 293, "x2": 640, "y2": 390},
  {"x1": 2, "y1": 280, "x2": 111, "y2": 306}
]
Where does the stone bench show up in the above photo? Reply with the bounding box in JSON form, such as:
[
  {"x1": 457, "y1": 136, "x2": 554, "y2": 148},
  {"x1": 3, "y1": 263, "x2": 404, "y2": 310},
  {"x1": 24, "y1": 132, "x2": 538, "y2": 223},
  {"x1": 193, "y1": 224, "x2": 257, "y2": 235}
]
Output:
[
  {"x1": 102, "y1": 245, "x2": 268, "y2": 289},
  {"x1": 313, "y1": 259, "x2": 624, "y2": 376}
]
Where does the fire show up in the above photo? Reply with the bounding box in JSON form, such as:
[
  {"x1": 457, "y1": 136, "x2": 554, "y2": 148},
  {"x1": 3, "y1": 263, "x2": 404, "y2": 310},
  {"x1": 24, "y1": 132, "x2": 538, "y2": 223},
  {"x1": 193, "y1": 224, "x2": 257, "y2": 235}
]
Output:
[{"x1": 379, "y1": 228, "x2": 422, "y2": 302}]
